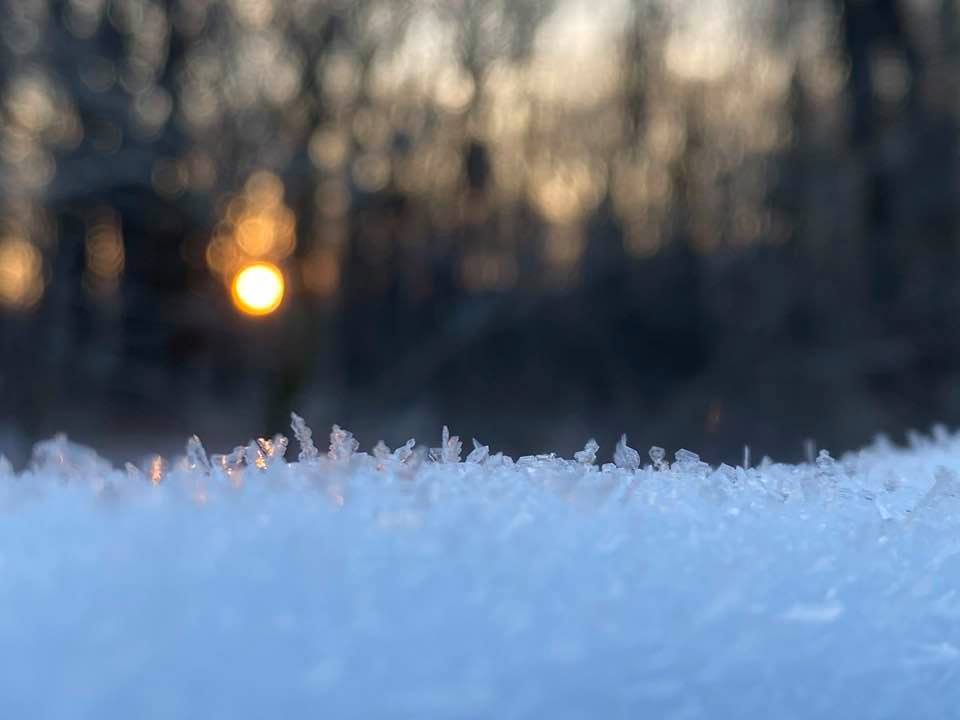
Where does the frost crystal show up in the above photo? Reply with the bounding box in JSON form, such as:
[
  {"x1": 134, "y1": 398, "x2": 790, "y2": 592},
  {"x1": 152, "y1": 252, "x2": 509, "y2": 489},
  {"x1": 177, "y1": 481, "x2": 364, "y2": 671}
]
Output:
[
  {"x1": 392, "y1": 439, "x2": 416, "y2": 463},
  {"x1": 574, "y1": 439, "x2": 599, "y2": 465},
  {"x1": 185, "y1": 435, "x2": 211, "y2": 474},
  {"x1": 257, "y1": 434, "x2": 288, "y2": 466},
  {"x1": 373, "y1": 440, "x2": 391, "y2": 463},
  {"x1": 466, "y1": 439, "x2": 489, "y2": 464},
  {"x1": 614, "y1": 434, "x2": 641, "y2": 470},
  {"x1": 921, "y1": 467, "x2": 960, "y2": 509},
  {"x1": 244, "y1": 441, "x2": 265, "y2": 469},
  {"x1": 674, "y1": 448, "x2": 707, "y2": 473},
  {"x1": 290, "y1": 412, "x2": 319, "y2": 462},
  {"x1": 486, "y1": 452, "x2": 512, "y2": 467},
  {"x1": 815, "y1": 449, "x2": 836, "y2": 474},
  {"x1": 430, "y1": 426, "x2": 462, "y2": 463},
  {"x1": 212, "y1": 446, "x2": 246, "y2": 473},
  {"x1": 329, "y1": 424, "x2": 359, "y2": 462},
  {"x1": 31, "y1": 433, "x2": 113, "y2": 481},
  {"x1": 649, "y1": 445, "x2": 667, "y2": 471},
  {"x1": 148, "y1": 455, "x2": 164, "y2": 484}
]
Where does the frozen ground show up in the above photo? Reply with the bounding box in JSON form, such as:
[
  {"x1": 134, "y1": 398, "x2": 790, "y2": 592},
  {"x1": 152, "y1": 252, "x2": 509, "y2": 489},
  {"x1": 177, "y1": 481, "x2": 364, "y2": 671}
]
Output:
[{"x1": 2, "y1": 417, "x2": 960, "y2": 719}]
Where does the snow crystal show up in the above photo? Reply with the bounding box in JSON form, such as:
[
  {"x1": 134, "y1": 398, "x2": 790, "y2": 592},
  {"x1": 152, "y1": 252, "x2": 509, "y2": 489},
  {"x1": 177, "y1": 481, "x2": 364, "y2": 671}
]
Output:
[
  {"x1": 673, "y1": 447, "x2": 705, "y2": 472},
  {"x1": 243, "y1": 439, "x2": 264, "y2": 469},
  {"x1": 574, "y1": 438, "x2": 599, "y2": 465},
  {"x1": 430, "y1": 425, "x2": 462, "y2": 463},
  {"x1": 392, "y1": 438, "x2": 417, "y2": 464},
  {"x1": 372, "y1": 439, "x2": 392, "y2": 463},
  {"x1": 211, "y1": 445, "x2": 246, "y2": 475},
  {"x1": 256, "y1": 433, "x2": 289, "y2": 466},
  {"x1": 290, "y1": 411, "x2": 319, "y2": 462},
  {"x1": 649, "y1": 444, "x2": 667, "y2": 471},
  {"x1": 328, "y1": 423, "x2": 359, "y2": 461},
  {"x1": 185, "y1": 434, "x2": 210, "y2": 474},
  {"x1": 613, "y1": 434, "x2": 640, "y2": 470},
  {"x1": 4, "y1": 417, "x2": 960, "y2": 718},
  {"x1": 466, "y1": 439, "x2": 489, "y2": 465}
]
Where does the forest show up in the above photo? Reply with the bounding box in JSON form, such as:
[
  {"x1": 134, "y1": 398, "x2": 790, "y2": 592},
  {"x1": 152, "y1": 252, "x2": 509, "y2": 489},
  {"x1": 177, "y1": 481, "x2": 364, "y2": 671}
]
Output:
[{"x1": 1, "y1": 0, "x2": 958, "y2": 464}]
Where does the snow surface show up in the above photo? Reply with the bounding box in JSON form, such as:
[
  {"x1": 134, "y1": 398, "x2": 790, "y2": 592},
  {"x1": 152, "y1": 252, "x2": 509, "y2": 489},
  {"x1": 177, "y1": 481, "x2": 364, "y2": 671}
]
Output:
[{"x1": 2, "y1": 419, "x2": 960, "y2": 719}]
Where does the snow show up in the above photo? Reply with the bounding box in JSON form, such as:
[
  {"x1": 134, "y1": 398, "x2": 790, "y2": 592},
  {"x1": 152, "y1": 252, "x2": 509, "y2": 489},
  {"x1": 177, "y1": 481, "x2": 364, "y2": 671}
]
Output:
[{"x1": 2, "y1": 419, "x2": 960, "y2": 718}]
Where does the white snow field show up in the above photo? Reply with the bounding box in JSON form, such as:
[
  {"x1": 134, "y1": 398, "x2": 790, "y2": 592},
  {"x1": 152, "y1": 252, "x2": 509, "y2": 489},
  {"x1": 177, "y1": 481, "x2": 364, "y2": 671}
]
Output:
[{"x1": 2, "y1": 417, "x2": 960, "y2": 719}]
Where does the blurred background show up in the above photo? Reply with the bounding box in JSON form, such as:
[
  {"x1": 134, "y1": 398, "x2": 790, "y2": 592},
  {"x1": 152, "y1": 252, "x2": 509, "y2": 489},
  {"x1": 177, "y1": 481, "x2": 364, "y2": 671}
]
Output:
[{"x1": 2, "y1": 0, "x2": 960, "y2": 466}]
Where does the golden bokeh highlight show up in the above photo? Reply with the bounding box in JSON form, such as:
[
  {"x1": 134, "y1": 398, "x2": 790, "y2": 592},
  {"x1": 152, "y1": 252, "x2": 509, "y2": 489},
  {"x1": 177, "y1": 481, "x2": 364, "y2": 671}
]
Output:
[
  {"x1": 207, "y1": 170, "x2": 296, "y2": 286},
  {"x1": 302, "y1": 249, "x2": 341, "y2": 297},
  {"x1": 0, "y1": 237, "x2": 44, "y2": 309},
  {"x1": 231, "y1": 261, "x2": 285, "y2": 316},
  {"x1": 85, "y1": 210, "x2": 124, "y2": 296}
]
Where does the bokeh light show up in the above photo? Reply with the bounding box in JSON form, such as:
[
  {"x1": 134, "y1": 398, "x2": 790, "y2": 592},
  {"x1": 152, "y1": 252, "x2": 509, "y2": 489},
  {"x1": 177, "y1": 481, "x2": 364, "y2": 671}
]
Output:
[
  {"x1": 231, "y1": 262, "x2": 285, "y2": 316},
  {"x1": 0, "y1": 238, "x2": 43, "y2": 309},
  {"x1": 85, "y1": 209, "x2": 124, "y2": 297}
]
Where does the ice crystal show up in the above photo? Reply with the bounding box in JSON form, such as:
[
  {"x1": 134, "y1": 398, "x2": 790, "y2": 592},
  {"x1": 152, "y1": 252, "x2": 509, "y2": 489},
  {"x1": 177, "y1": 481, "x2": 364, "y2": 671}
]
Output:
[
  {"x1": 430, "y1": 425, "x2": 462, "y2": 463},
  {"x1": 211, "y1": 446, "x2": 246, "y2": 474},
  {"x1": 466, "y1": 439, "x2": 489, "y2": 464},
  {"x1": 185, "y1": 435, "x2": 210, "y2": 474},
  {"x1": 921, "y1": 466, "x2": 960, "y2": 509},
  {"x1": 244, "y1": 440, "x2": 264, "y2": 469},
  {"x1": 649, "y1": 445, "x2": 667, "y2": 471},
  {"x1": 329, "y1": 424, "x2": 359, "y2": 462},
  {"x1": 613, "y1": 434, "x2": 640, "y2": 470},
  {"x1": 392, "y1": 438, "x2": 416, "y2": 463},
  {"x1": 673, "y1": 448, "x2": 702, "y2": 468},
  {"x1": 816, "y1": 448, "x2": 836, "y2": 474},
  {"x1": 574, "y1": 439, "x2": 599, "y2": 465},
  {"x1": 290, "y1": 412, "x2": 319, "y2": 462},
  {"x1": 148, "y1": 454, "x2": 164, "y2": 484},
  {"x1": 373, "y1": 440, "x2": 391, "y2": 464},
  {"x1": 256, "y1": 434, "x2": 288, "y2": 465}
]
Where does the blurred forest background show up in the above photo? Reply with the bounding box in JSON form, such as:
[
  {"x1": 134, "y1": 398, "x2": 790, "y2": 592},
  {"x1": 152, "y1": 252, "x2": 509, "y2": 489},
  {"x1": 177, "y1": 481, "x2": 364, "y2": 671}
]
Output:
[{"x1": 2, "y1": 0, "x2": 960, "y2": 466}]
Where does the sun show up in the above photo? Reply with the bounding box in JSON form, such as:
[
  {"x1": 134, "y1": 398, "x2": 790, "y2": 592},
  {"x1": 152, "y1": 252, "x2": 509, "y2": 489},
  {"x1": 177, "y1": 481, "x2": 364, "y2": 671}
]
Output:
[{"x1": 231, "y1": 262, "x2": 285, "y2": 316}]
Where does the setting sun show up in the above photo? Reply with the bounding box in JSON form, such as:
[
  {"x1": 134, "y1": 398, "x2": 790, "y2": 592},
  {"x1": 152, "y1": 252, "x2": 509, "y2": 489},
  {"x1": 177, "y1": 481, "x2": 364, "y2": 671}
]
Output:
[{"x1": 231, "y1": 262, "x2": 285, "y2": 316}]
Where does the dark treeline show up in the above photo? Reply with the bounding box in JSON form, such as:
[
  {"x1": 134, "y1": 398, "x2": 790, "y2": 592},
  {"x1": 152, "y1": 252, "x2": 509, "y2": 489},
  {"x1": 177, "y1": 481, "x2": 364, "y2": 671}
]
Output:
[{"x1": 1, "y1": 0, "x2": 959, "y2": 464}]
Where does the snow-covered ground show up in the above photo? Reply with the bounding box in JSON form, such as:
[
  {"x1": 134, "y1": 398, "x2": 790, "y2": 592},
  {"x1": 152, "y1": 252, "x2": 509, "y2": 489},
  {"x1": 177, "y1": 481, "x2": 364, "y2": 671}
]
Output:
[{"x1": 2, "y1": 417, "x2": 959, "y2": 719}]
